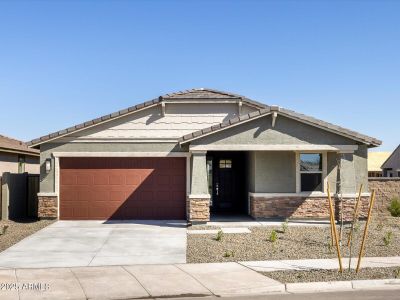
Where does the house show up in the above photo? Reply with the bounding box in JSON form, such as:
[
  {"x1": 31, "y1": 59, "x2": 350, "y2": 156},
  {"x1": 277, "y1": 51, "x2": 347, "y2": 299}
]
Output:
[
  {"x1": 381, "y1": 144, "x2": 400, "y2": 177},
  {"x1": 27, "y1": 88, "x2": 381, "y2": 222},
  {"x1": 368, "y1": 151, "x2": 391, "y2": 177},
  {"x1": 0, "y1": 134, "x2": 39, "y2": 175}
]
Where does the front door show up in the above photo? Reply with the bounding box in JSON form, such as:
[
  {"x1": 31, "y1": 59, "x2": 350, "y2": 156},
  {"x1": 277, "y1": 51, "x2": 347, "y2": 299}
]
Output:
[{"x1": 208, "y1": 152, "x2": 245, "y2": 214}]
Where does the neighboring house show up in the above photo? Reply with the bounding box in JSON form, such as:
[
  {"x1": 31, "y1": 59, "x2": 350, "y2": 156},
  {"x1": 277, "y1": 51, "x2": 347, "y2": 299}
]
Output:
[
  {"x1": 0, "y1": 135, "x2": 39, "y2": 175},
  {"x1": 368, "y1": 152, "x2": 391, "y2": 177},
  {"x1": 381, "y1": 144, "x2": 400, "y2": 177},
  {"x1": 27, "y1": 88, "x2": 381, "y2": 222}
]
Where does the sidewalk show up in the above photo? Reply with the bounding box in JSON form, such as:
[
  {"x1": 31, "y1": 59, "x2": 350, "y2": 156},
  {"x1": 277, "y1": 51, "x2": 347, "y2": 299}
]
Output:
[
  {"x1": 0, "y1": 262, "x2": 284, "y2": 300},
  {"x1": 1, "y1": 257, "x2": 400, "y2": 300}
]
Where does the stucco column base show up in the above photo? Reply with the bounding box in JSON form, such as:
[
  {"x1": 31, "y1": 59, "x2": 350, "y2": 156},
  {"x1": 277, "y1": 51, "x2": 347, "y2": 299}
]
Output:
[
  {"x1": 250, "y1": 195, "x2": 371, "y2": 221},
  {"x1": 38, "y1": 195, "x2": 58, "y2": 219},
  {"x1": 187, "y1": 195, "x2": 211, "y2": 223}
]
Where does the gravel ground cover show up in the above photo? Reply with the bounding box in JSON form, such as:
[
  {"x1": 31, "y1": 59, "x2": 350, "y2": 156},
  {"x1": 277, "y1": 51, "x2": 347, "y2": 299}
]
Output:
[
  {"x1": 0, "y1": 219, "x2": 54, "y2": 252},
  {"x1": 187, "y1": 217, "x2": 400, "y2": 263},
  {"x1": 263, "y1": 267, "x2": 400, "y2": 283}
]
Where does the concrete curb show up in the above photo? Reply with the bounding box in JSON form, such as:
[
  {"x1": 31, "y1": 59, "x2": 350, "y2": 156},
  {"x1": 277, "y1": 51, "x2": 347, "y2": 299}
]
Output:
[{"x1": 285, "y1": 279, "x2": 400, "y2": 294}]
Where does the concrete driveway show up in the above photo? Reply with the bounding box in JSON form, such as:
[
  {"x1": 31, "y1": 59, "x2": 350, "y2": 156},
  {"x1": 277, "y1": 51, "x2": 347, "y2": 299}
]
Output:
[{"x1": 0, "y1": 220, "x2": 187, "y2": 269}]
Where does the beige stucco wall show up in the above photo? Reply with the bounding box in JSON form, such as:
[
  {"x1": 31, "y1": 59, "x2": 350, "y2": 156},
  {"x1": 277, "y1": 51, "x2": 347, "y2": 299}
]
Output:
[
  {"x1": 56, "y1": 103, "x2": 256, "y2": 142},
  {"x1": 0, "y1": 152, "x2": 39, "y2": 175}
]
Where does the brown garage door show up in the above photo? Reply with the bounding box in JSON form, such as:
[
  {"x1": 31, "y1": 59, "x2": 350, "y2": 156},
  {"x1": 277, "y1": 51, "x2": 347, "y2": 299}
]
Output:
[{"x1": 59, "y1": 157, "x2": 186, "y2": 220}]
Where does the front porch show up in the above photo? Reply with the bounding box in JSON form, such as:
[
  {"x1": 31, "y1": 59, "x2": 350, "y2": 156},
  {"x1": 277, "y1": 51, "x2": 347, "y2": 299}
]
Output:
[{"x1": 187, "y1": 147, "x2": 370, "y2": 224}]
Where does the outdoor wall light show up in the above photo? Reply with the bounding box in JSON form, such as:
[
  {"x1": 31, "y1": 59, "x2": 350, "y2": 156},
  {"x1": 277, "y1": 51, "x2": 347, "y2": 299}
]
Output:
[{"x1": 45, "y1": 158, "x2": 52, "y2": 173}]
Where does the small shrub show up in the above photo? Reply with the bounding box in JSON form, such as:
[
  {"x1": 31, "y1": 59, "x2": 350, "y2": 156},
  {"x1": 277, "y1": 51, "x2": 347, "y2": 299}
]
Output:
[
  {"x1": 223, "y1": 250, "x2": 235, "y2": 258},
  {"x1": 269, "y1": 230, "x2": 278, "y2": 243},
  {"x1": 326, "y1": 238, "x2": 334, "y2": 254},
  {"x1": 281, "y1": 220, "x2": 289, "y2": 233},
  {"x1": 215, "y1": 230, "x2": 223, "y2": 242},
  {"x1": 383, "y1": 231, "x2": 393, "y2": 246},
  {"x1": 0, "y1": 225, "x2": 9, "y2": 235},
  {"x1": 353, "y1": 221, "x2": 361, "y2": 232},
  {"x1": 388, "y1": 197, "x2": 400, "y2": 217},
  {"x1": 376, "y1": 222, "x2": 384, "y2": 231}
]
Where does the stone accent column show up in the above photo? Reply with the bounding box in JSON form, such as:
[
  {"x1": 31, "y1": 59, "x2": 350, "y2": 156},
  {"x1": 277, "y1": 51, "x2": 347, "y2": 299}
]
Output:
[
  {"x1": 38, "y1": 195, "x2": 58, "y2": 219},
  {"x1": 187, "y1": 151, "x2": 211, "y2": 223},
  {"x1": 187, "y1": 196, "x2": 211, "y2": 223}
]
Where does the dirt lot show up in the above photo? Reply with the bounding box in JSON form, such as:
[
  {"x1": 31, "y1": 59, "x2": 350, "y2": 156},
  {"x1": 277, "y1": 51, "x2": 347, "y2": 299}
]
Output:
[
  {"x1": 0, "y1": 219, "x2": 54, "y2": 252},
  {"x1": 187, "y1": 217, "x2": 400, "y2": 263},
  {"x1": 263, "y1": 267, "x2": 400, "y2": 283}
]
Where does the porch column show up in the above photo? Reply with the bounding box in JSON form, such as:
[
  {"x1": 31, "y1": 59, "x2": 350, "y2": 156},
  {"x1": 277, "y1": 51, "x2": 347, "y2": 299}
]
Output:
[
  {"x1": 187, "y1": 150, "x2": 210, "y2": 223},
  {"x1": 338, "y1": 152, "x2": 356, "y2": 194}
]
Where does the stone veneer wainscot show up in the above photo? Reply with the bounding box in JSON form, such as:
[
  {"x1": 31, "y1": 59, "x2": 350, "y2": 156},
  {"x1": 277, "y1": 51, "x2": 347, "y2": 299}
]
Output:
[{"x1": 250, "y1": 195, "x2": 371, "y2": 221}]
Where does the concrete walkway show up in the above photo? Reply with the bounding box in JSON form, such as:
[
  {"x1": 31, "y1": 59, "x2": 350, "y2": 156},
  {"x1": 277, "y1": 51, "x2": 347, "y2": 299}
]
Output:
[
  {"x1": 0, "y1": 220, "x2": 187, "y2": 269},
  {"x1": 206, "y1": 216, "x2": 331, "y2": 228},
  {"x1": 241, "y1": 256, "x2": 400, "y2": 272},
  {"x1": 0, "y1": 262, "x2": 284, "y2": 300}
]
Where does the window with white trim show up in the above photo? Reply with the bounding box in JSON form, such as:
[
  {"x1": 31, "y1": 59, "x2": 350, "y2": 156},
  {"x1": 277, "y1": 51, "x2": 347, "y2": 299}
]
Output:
[{"x1": 299, "y1": 153, "x2": 322, "y2": 192}]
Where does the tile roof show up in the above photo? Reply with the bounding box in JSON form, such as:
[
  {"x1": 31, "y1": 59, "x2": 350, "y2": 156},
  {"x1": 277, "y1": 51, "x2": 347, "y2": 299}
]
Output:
[
  {"x1": 160, "y1": 88, "x2": 268, "y2": 108},
  {"x1": 0, "y1": 134, "x2": 39, "y2": 156},
  {"x1": 27, "y1": 88, "x2": 266, "y2": 147},
  {"x1": 179, "y1": 106, "x2": 382, "y2": 147},
  {"x1": 27, "y1": 88, "x2": 381, "y2": 148}
]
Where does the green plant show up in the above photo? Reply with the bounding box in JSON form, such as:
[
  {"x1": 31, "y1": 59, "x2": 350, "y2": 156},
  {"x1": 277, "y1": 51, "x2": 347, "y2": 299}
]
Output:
[
  {"x1": 215, "y1": 230, "x2": 223, "y2": 242},
  {"x1": 326, "y1": 238, "x2": 334, "y2": 254},
  {"x1": 376, "y1": 222, "x2": 384, "y2": 231},
  {"x1": 388, "y1": 197, "x2": 400, "y2": 217},
  {"x1": 223, "y1": 250, "x2": 235, "y2": 258},
  {"x1": 269, "y1": 230, "x2": 278, "y2": 243},
  {"x1": 383, "y1": 231, "x2": 393, "y2": 246},
  {"x1": 0, "y1": 225, "x2": 9, "y2": 235},
  {"x1": 394, "y1": 268, "x2": 400, "y2": 279},
  {"x1": 353, "y1": 220, "x2": 361, "y2": 232},
  {"x1": 281, "y1": 220, "x2": 289, "y2": 233}
]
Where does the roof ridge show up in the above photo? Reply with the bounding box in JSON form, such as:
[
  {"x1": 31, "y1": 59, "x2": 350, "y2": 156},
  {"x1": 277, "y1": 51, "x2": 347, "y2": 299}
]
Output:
[{"x1": 161, "y1": 87, "x2": 242, "y2": 99}]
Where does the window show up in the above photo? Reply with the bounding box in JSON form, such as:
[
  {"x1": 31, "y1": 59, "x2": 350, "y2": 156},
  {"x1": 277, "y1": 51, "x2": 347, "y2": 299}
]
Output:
[
  {"x1": 219, "y1": 159, "x2": 232, "y2": 169},
  {"x1": 299, "y1": 153, "x2": 322, "y2": 192},
  {"x1": 18, "y1": 155, "x2": 26, "y2": 173}
]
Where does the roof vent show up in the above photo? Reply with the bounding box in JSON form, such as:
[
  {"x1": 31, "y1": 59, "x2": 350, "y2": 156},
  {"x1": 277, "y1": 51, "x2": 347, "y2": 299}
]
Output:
[{"x1": 270, "y1": 105, "x2": 280, "y2": 111}]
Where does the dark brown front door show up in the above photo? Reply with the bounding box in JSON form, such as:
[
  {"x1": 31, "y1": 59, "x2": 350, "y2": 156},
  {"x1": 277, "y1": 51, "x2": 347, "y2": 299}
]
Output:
[
  {"x1": 59, "y1": 157, "x2": 186, "y2": 220},
  {"x1": 209, "y1": 152, "x2": 246, "y2": 214}
]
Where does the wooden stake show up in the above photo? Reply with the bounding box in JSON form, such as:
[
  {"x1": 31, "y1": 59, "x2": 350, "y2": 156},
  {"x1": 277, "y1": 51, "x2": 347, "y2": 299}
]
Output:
[
  {"x1": 327, "y1": 182, "x2": 343, "y2": 272},
  {"x1": 347, "y1": 184, "x2": 364, "y2": 247},
  {"x1": 356, "y1": 190, "x2": 376, "y2": 273}
]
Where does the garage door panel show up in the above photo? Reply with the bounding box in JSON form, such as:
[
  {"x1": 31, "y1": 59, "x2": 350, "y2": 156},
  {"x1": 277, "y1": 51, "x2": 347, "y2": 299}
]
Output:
[
  {"x1": 60, "y1": 157, "x2": 186, "y2": 220},
  {"x1": 109, "y1": 174, "x2": 125, "y2": 185},
  {"x1": 76, "y1": 174, "x2": 92, "y2": 185},
  {"x1": 93, "y1": 174, "x2": 109, "y2": 185},
  {"x1": 125, "y1": 174, "x2": 141, "y2": 185},
  {"x1": 60, "y1": 173, "x2": 77, "y2": 185}
]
